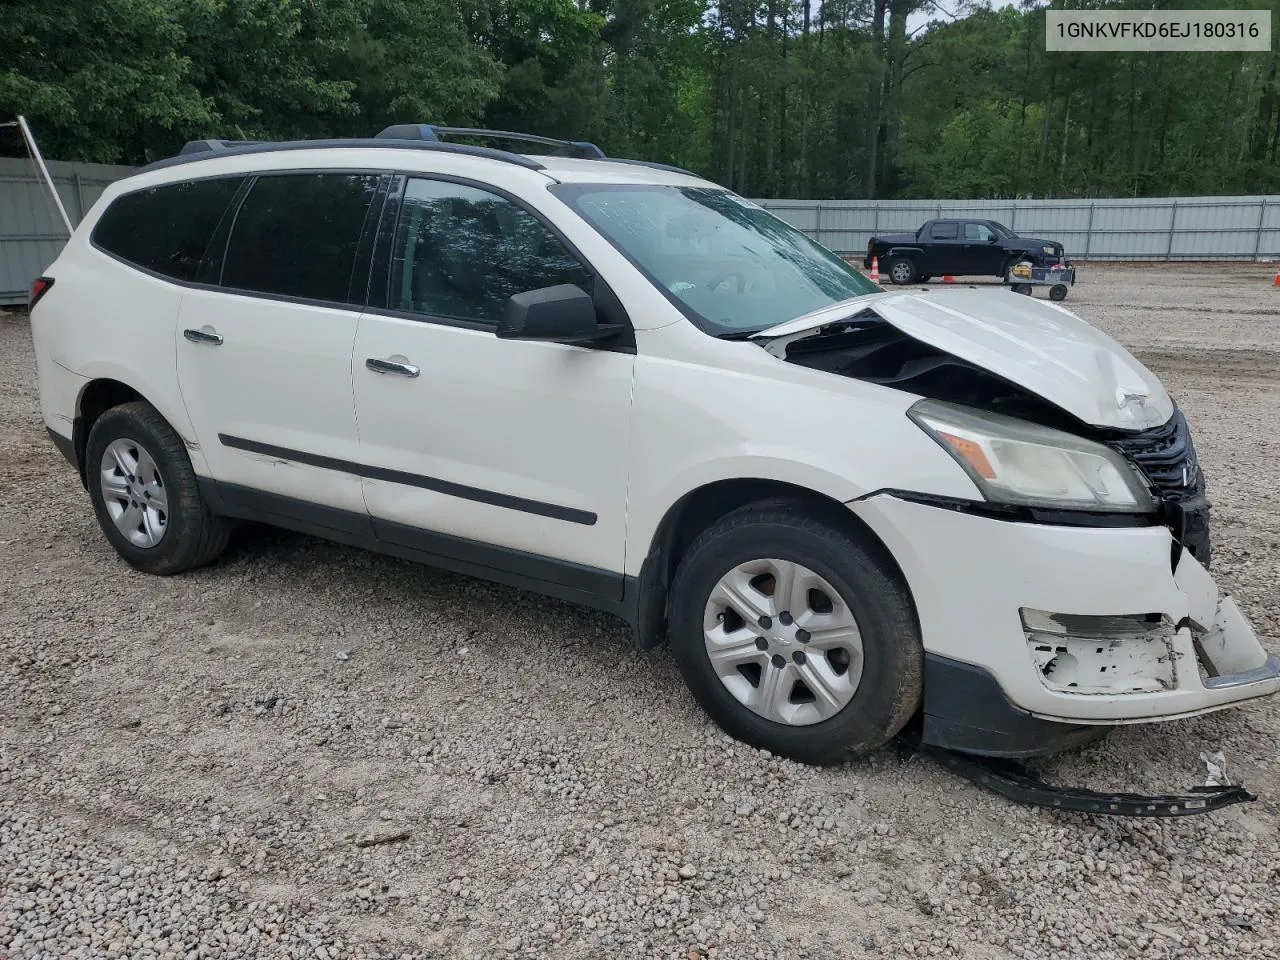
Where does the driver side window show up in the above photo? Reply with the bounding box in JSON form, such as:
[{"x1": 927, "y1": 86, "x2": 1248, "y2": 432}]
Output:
[
  {"x1": 964, "y1": 222, "x2": 995, "y2": 242},
  {"x1": 390, "y1": 178, "x2": 592, "y2": 325}
]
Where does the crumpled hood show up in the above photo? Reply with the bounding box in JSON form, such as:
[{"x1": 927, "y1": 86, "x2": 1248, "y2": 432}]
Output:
[{"x1": 752, "y1": 288, "x2": 1173, "y2": 430}]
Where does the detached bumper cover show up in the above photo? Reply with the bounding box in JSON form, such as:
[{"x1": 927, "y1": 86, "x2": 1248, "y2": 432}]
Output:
[{"x1": 849, "y1": 494, "x2": 1280, "y2": 754}]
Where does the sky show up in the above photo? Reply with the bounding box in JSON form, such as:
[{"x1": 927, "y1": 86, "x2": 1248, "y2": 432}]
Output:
[{"x1": 909, "y1": 0, "x2": 1019, "y2": 34}]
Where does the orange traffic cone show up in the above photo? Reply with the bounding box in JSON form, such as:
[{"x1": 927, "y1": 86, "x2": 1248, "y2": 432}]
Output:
[
  {"x1": 943, "y1": 274, "x2": 955, "y2": 283},
  {"x1": 870, "y1": 256, "x2": 880, "y2": 283},
  {"x1": 1273, "y1": 264, "x2": 1280, "y2": 287}
]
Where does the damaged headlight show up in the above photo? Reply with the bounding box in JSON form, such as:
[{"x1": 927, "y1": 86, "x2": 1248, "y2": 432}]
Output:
[{"x1": 909, "y1": 400, "x2": 1156, "y2": 512}]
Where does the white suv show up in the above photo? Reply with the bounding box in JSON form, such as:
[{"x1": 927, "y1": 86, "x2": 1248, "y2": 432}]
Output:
[{"x1": 29, "y1": 125, "x2": 1279, "y2": 764}]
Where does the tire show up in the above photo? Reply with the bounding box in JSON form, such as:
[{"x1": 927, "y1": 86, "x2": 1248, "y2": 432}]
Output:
[
  {"x1": 668, "y1": 502, "x2": 923, "y2": 765},
  {"x1": 1049, "y1": 283, "x2": 1068, "y2": 302},
  {"x1": 85, "y1": 401, "x2": 229, "y2": 575},
  {"x1": 1011, "y1": 283, "x2": 1033, "y2": 296},
  {"x1": 884, "y1": 256, "x2": 918, "y2": 285}
]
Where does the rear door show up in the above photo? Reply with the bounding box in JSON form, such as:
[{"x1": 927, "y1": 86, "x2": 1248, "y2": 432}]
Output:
[
  {"x1": 351, "y1": 175, "x2": 634, "y2": 593},
  {"x1": 176, "y1": 171, "x2": 385, "y2": 516},
  {"x1": 923, "y1": 220, "x2": 964, "y2": 275}
]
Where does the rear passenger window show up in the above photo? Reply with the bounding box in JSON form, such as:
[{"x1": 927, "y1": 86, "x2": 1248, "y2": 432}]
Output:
[
  {"x1": 221, "y1": 173, "x2": 381, "y2": 303},
  {"x1": 92, "y1": 178, "x2": 243, "y2": 282},
  {"x1": 929, "y1": 222, "x2": 958, "y2": 240},
  {"x1": 390, "y1": 178, "x2": 591, "y2": 325}
]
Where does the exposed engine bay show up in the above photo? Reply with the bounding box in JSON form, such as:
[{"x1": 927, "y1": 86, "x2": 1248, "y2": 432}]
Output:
[{"x1": 771, "y1": 312, "x2": 1212, "y2": 565}]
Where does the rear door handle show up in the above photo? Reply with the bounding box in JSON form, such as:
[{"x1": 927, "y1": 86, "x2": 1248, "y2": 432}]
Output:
[
  {"x1": 183, "y1": 327, "x2": 223, "y2": 345},
  {"x1": 365, "y1": 357, "x2": 420, "y2": 378}
]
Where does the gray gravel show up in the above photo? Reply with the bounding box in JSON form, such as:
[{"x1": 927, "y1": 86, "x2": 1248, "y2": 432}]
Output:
[{"x1": 2, "y1": 262, "x2": 1278, "y2": 959}]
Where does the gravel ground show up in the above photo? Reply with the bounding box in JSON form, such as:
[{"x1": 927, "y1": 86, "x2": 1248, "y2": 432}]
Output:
[{"x1": 2, "y1": 262, "x2": 1278, "y2": 960}]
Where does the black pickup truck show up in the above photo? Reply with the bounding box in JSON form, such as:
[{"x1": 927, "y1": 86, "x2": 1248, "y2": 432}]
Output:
[{"x1": 863, "y1": 218, "x2": 1068, "y2": 285}]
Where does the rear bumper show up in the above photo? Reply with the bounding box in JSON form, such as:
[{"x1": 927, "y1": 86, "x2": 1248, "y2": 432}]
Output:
[{"x1": 849, "y1": 495, "x2": 1280, "y2": 751}]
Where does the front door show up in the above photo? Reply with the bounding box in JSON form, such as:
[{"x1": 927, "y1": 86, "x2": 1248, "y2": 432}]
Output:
[
  {"x1": 962, "y1": 221, "x2": 1006, "y2": 276},
  {"x1": 176, "y1": 171, "x2": 384, "y2": 514},
  {"x1": 352, "y1": 176, "x2": 634, "y2": 592}
]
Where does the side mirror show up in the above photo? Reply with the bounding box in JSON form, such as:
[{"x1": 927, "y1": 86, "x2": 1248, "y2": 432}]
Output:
[{"x1": 497, "y1": 284, "x2": 622, "y2": 343}]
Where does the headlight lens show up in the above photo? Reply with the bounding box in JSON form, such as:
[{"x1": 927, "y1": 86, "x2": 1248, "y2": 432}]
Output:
[
  {"x1": 909, "y1": 400, "x2": 1156, "y2": 512},
  {"x1": 1042, "y1": 245, "x2": 1056, "y2": 256}
]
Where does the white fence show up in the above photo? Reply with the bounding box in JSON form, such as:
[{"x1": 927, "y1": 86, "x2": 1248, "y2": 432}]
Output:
[
  {"x1": 751, "y1": 196, "x2": 1280, "y2": 261},
  {"x1": 2, "y1": 154, "x2": 1278, "y2": 304}
]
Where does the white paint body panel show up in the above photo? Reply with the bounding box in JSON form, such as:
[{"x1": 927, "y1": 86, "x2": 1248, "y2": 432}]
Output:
[
  {"x1": 176, "y1": 290, "x2": 365, "y2": 513},
  {"x1": 352, "y1": 313, "x2": 633, "y2": 571}
]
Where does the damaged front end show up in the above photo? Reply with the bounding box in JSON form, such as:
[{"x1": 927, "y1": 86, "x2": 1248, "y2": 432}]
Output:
[
  {"x1": 754, "y1": 295, "x2": 1278, "y2": 816},
  {"x1": 763, "y1": 306, "x2": 1210, "y2": 565}
]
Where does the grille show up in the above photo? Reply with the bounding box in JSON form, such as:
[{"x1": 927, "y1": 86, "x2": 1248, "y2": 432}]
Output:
[{"x1": 1106, "y1": 408, "x2": 1203, "y2": 503}]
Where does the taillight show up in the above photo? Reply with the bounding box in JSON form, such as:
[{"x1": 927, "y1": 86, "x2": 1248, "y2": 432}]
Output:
[{"x1": 28, "y1": 276, "x2": 54, "y2": 312}]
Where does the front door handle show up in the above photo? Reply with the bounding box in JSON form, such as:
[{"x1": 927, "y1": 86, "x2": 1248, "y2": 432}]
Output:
[
  {"x1": 183, "y1": 327, "x2": 223, "y2": 345},
  {"x1": 365, "y1": 357, "x2": 420, "y2": 378}
]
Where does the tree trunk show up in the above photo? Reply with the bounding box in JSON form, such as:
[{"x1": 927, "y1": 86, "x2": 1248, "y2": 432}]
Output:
[{"x1": 865, "y1": 0, "x2": 887, "y2": 199}]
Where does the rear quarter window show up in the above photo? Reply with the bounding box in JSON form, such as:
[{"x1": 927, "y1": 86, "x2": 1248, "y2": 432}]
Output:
[{"x1": 91, "y1": 178, "x2": 244, "y2": 282}]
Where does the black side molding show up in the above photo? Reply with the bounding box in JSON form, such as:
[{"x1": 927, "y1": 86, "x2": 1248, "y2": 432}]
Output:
[
  {"x1": 46, "y1": 426, "x2": 78, "y2": 473},
  {"x1": 198, "y1": 480, "x2": 626, "y2": 615},
  {"x1": 217, "y1": 434, "x2": 597, "y2": 526}
]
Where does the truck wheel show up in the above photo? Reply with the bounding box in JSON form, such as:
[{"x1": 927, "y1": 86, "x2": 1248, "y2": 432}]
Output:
[
  {"x1": 668, "y1": 502, "x2": 923, "y2": 765},
  {"x1": 1049, "y1": 284, "x2": 1068, "y2": 302},
  {"x1": 884, "y1": 257, "x2": 918, "y2": 285}
]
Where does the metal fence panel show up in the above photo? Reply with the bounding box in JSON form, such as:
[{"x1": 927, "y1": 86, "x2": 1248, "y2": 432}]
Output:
[
  {"x1": 752, "y1": 195, "x2": 1280, "y2": 261},
  {"x1": 2, "y1": 155, "x2": 1277, "y2": 305},
  {"x1": 0, "y1": 157, "x2": 135, "y2": 304}
]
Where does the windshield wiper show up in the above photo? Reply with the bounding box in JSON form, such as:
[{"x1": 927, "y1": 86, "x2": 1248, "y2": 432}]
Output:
[{"x1": 716, "y1": 330, "x2": 761, "y2": 341}]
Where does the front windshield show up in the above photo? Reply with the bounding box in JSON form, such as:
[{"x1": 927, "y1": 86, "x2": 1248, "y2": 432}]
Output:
[
  {"x1": 552, "y1": 184, "x2": 880, "y2": 334},
  {"x1": 989, "y1": 221, "x2": 1016, "y2": 238}
]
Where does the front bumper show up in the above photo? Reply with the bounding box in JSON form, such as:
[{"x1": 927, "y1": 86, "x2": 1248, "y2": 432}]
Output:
[{"x1": 850, "y1": 495, "x2": 1280, "y2": 754}]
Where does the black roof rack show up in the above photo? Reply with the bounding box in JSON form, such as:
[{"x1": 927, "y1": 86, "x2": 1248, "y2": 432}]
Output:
[
  {"x1": 376, "y1": 124, "x2": 605, "y2": 160},
  {"x1": 142, "y1": 137, "x2": 548, "y2": 173},
  {"x1": 145, "y1": 125, "x2": 700, "y2": 179}
]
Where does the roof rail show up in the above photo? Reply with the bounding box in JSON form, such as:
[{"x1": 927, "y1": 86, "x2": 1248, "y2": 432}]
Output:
[
  {"x1": 598, "y1": 157, "x2": 698, "y2": 178},
  {"x1": 178, "y1": 138, "x2": 262, "y2": 156},
  {"x1": 142, "y1": 137, "x2": 548, "y2": 174},
  {"x1": 376, "y1": 124, "x2": 606, "y2": 160}
]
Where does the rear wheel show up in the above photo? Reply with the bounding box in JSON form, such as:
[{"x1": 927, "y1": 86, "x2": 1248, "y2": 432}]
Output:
[
  {"x1": 884, "y1": 256, "x2": 918, "y2": 285},
  {"x1": 86, "y1": 401, "x2": 229, "y2": 575},
  {"x1": 1011, "y1": 283, "x2": 1033, "y2": 296},
  {"x1": 668, "y1": 503, "x2": 923, "y2": 765},
  {"x1": 1049, "y1": 283, "x2": 1069, "y2": 302}
]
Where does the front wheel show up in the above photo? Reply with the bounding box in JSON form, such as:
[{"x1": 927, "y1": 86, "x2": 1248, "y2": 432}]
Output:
[
  {"x1": 86, "y1": 401, "x2": 229, "y2": 575},
  {"x1": 668, "y1": 503, "x2": 923, "y2": 765},
  {"x1": 1049, "y1": 283, "x2": 1069, "y2": 301}
]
